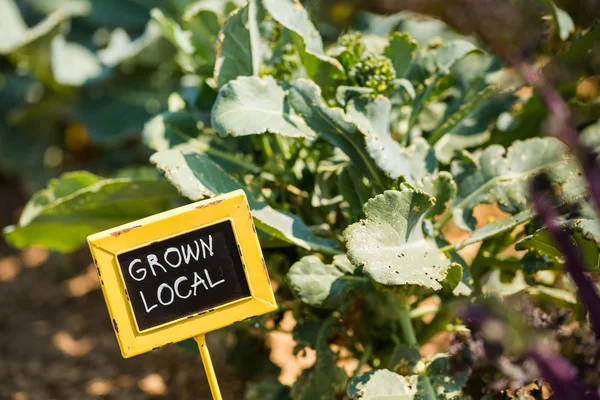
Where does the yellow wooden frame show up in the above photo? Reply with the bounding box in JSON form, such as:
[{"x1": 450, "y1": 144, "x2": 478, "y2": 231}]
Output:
[{"x1": 87, "y1": 190, "x2": 277, "y2": 358}]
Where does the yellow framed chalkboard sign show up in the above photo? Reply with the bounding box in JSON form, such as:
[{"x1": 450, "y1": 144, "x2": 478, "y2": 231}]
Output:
[{"x1": 87, "y1": 190, "x2": 276, "y2": 359}]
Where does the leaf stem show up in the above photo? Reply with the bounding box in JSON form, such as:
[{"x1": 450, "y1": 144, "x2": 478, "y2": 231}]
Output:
[
  {"x1": 394, "y1": 295, "x2": 437, "y2": 399},
  {"x1": 354, "y1": 342, "x2": 372, "y2": 377}
]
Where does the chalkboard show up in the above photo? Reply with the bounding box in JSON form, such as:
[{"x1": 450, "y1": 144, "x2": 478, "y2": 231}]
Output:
[{"x1": 117, "y1": 221, "x2": 251, "y2": 331}]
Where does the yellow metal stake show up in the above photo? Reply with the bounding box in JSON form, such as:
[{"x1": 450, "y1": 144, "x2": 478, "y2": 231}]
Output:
[{"x1": 195, "y1": 335, "x2": 223, "y2": 400}]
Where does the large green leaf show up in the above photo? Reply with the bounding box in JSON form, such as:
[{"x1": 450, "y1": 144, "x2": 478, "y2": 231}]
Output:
[
  {"x1": 347, "y1": 369, "x2": 417, "y2": 400},
  {"x1": 287, "y1": 255, "x2": 367, "y2": 309},
  {"x1": 345, "y1": 189, "x2": 454, "y2": 290},
  {"x1": 3, "y1": 171, "x2": 178, "y2": 252},
  {"x1": 516, "y1": 219, "x2": 600, "y2": 271},
  {"x1": 214, "y1": 0, "x2": 265, "y2": 87},
  {"x1": 346, "y1": 96, "x2": 436, "y2": 182},
  {"x1": 212, "y1": 76, "x2": 316, "y2": 139},
  {"x1": 150, "y1": 147, "x2": 337, "y2": 253},
  {"x1": 383, "y1": 32, "x2": 417, "y2": 79},
  {"x1": 287, "y1": 79, "x2": 386, "y2": 187},
  {"x1": 349, "y1": 355, "x2": 469, "y2": 400},
  {"x1": 450, "y1": 137, "x2": 575, "y2": 231},
  {"x1": 262, "y1": 0, "x2": 342, "y2": 79}
]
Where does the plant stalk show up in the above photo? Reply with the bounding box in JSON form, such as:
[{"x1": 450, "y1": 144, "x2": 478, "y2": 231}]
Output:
[{"x1": 394, "y1": 295, "x2": 437, "y2": 399}]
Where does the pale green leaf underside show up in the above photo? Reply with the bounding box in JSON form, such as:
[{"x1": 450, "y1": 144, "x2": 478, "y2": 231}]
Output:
[
  {"x1": 345, "y1": 190, "x2": 453, "y2": 290},
  {"x1": 287, "y1": 255, "x2": 365, "y2": 309},
  {"x1": 212, "y1": 76, "x2": 316, "y2": 138},
  {"x1": 346, "y1": 96, "x2": 436, "y2": 182},
  {"x1": 348, "y1": 369, "x2": 417, "y2": 400}
]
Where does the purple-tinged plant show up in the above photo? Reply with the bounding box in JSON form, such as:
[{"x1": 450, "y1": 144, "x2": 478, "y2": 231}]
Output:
[
  {"x1": 518, "y1": 61, "x2": 600, "y2": 212},
  {"x1": 531, "y1": 176, "x2": 600, "y2": 339},
  {"x1": 529, "y1": 347, "x2": 600, "y2": 400}
]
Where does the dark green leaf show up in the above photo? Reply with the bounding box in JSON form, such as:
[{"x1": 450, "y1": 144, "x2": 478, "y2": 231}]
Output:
[
  {"x1": 3, "y1": 171, "x2": 178, "y2": 252},
  {"x1": 383, "y1": 32, "x2": 417, "y2": 79}
]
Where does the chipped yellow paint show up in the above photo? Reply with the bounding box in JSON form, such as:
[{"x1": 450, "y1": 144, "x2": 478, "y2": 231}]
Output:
[{"x1": 87, "y1": 190, "x2": 277, "y2": 359}]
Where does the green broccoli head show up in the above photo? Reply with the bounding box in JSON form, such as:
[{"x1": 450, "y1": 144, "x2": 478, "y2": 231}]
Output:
[
  {"x1": 333, "y1": 31, "x2": 365, "y2": 71},
  {"x1": 348, "y1": 54, "x2": 397, "y2": 94}
]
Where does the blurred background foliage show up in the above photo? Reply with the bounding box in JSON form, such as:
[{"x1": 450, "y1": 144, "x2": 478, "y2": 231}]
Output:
[{"x1": 1, "y1": 0, "x2": 599, "y2": 192}]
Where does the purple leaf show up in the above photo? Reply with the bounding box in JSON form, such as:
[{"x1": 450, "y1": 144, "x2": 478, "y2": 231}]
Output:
[{"x1": 529, "y1": 348, "x2": 599, "y2": 400}]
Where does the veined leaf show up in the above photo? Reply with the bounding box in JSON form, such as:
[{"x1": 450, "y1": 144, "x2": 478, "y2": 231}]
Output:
[
  {"x1": 214, "y1": 0, "x2": 265, "y2": 87},
  {"x1": 287, "y1": 255, "x2": 367, "y2": 309},
  {"x1": 212, "y1": 76, "x2": 316, "y2": 139},
  {"x1": 516, "y1": 219, "x2": 600, "y2": 271},
  {"x1": 450, "y1": 137, "x2": 576, "y2": 231},
  {"x1": 345, "y1": 189, "x2": 455, "y2": 290},
  {"x1": 3, "y1": 171, "x2": 178, "y2": 252},
  {"x1": 288, "y1": 79, "x2": 386, "y2": 187},
  {"x1": 346, "y1": 96, "x2": 436, "y2": 183},
  {"x1": 383, "y1": 32, "x2": 417, "y2": 79},
  {"x1": 349, "y1": 355, "x2": 469, "y2": 399},
  {"x1": 150, "y1": 147, "x2": 338, "y2": 253},
  {"x1": 262, "y1": 0, "x2": 342, "y2": 79}
]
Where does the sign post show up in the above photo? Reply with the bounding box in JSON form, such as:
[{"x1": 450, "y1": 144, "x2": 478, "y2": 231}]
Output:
[
  {"x1": 87, "y1": 190, "x2": 276, "y2": 398},
  {"x1": 195, "y1": 335, "x2": 222, "y2": 400}
]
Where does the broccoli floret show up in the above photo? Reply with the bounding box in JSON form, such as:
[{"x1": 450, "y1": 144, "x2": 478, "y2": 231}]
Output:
[
  {"x1": 348, "y1": 54, "x2": 396, "y2": 94},
  {"x1": 333, "y1": 31, "x2": 365, "y2": 71}
]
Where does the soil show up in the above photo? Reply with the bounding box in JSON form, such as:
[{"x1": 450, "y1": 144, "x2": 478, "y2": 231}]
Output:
[{"x1": 0, "y1": 181, "x2": 245, "y2": 400}]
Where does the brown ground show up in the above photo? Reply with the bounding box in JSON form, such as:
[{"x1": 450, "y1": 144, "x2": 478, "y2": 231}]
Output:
[{"x1": 0, "y1": 182, "x2": 247, "y2": 400}]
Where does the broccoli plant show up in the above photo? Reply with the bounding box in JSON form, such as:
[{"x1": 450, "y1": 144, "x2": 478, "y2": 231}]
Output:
[{"x1": 3, "y1": 0, "x2": 600, "y2": 398}]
